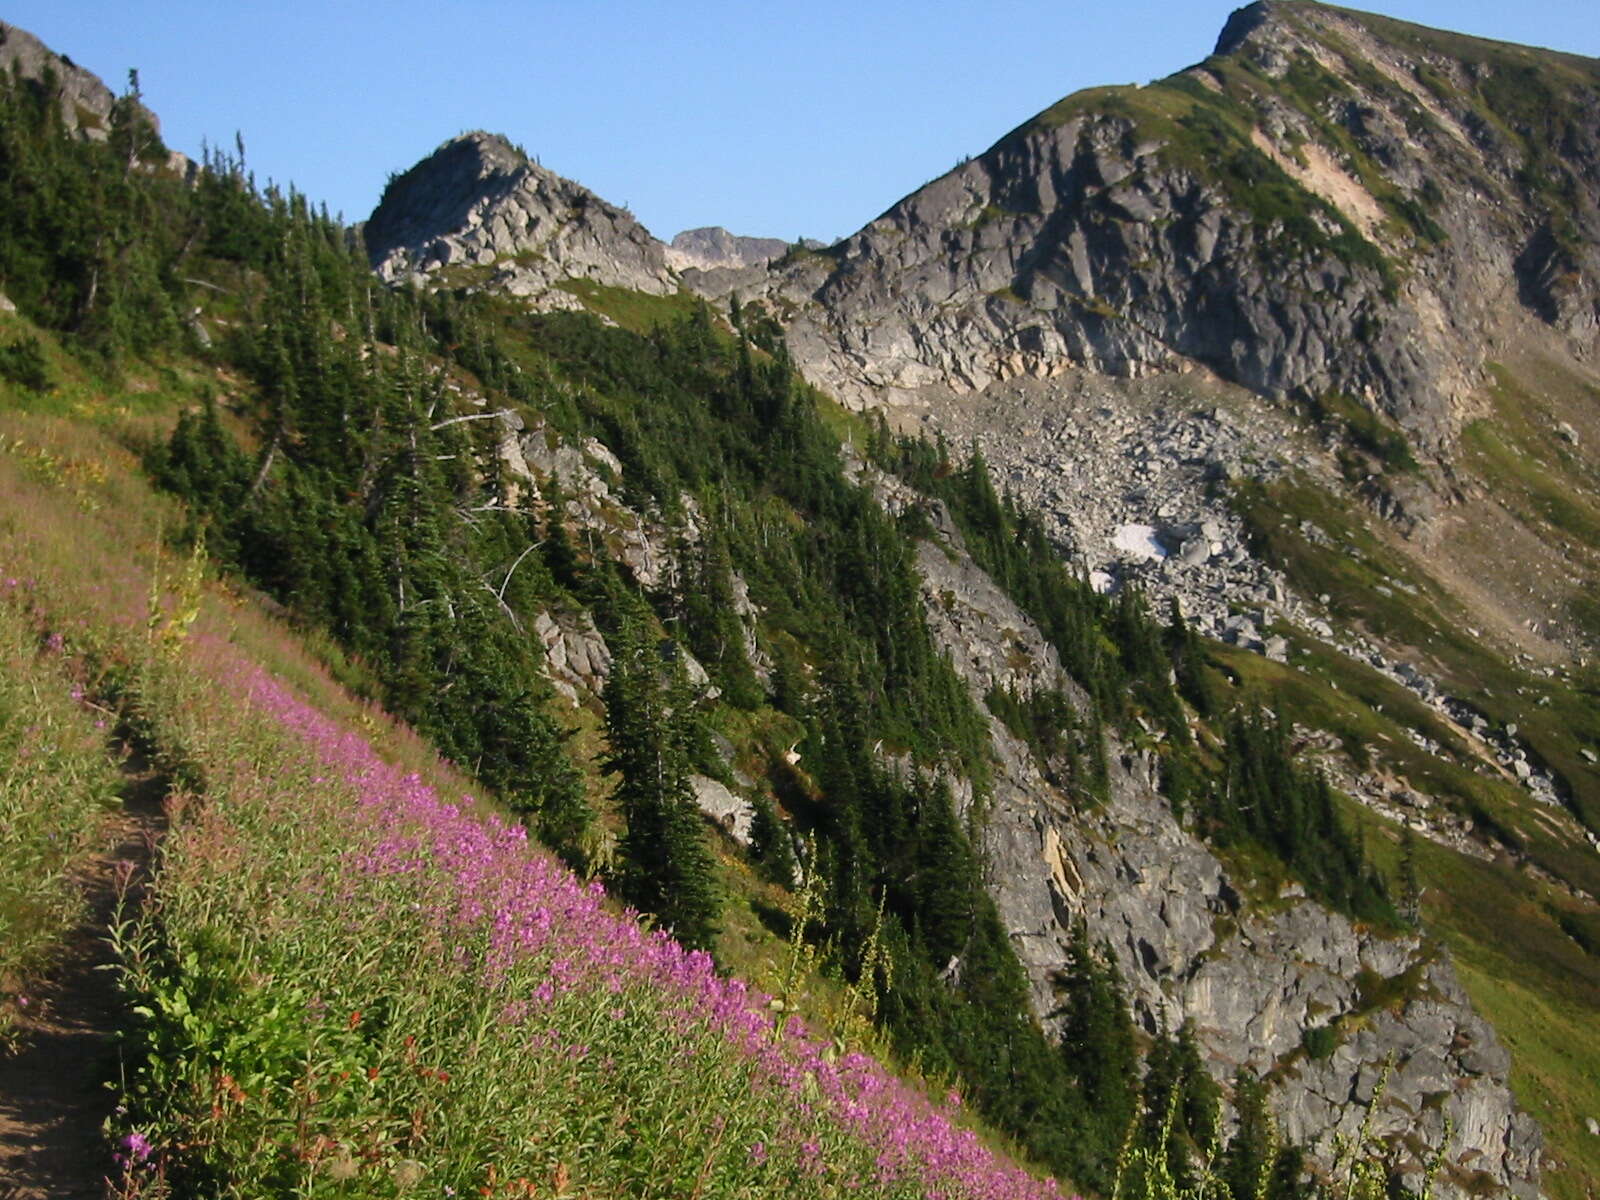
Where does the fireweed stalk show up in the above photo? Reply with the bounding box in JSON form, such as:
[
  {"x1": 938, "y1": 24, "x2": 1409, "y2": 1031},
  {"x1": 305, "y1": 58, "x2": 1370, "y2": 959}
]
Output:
[{"x1": 115, "y1": 648, "x2": 1066, "y2": 1200}]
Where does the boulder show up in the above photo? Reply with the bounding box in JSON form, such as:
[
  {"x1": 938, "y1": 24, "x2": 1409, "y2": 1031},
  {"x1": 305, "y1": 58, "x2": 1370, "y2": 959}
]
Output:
[{"x1": 689, "y1": 775, "x2": 753, "y2": 845}]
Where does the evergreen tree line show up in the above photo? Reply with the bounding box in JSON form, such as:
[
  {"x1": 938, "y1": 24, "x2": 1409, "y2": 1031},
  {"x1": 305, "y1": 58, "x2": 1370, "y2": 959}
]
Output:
[
  {"x1": 1209, "y1": 710, "x2": 1394, "y2": 924},
  {"x1": 152, "y1": 192, "x2": 585, "y2": 847},
  {"x1": 0, "y1": 66, "x2": 299, "y2": 365}
]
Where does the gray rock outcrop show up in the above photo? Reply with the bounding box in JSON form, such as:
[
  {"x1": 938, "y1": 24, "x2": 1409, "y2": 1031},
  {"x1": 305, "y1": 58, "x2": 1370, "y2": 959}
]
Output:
[
  {"x1": 533, "y1": 608, "x2": 612, "y2": 702},
  {"x1": 747, "y1": 1, "x2": 1600, "y2": 460},
  {"x1": 366, "y1": 132, "x2": 678, "y2": 306},
  {"x1": 665, "y1": 227, "x2": 791, "y2": 272},
  {"x1": 690, "y1": 774, "x2": 754, "y2": 845},
  {"x1": 867, "y1": 457, "x2": 1542, "y2": 1198},
  {"x1": 0, "y1": 20, "x2": 120, "y2": 139}
]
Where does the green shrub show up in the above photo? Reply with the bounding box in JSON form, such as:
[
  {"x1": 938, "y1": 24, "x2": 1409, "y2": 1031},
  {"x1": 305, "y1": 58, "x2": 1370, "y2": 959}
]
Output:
[
  {"x1": 1302, "y1": 1022, "x2": 1339, "y2": 1059},
  {"x1": 0, "y1": 335, "x2": 52, "y2": 393}
]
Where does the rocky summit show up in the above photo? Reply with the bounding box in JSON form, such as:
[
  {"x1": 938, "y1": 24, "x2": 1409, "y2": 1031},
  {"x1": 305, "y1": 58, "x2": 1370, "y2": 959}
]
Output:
[
  {"x1": 665, "y1": 226, "x2": 791, "y2": 272},
  {"x1": 365, "y1": 130, "x2": 678, "y2": 306}
]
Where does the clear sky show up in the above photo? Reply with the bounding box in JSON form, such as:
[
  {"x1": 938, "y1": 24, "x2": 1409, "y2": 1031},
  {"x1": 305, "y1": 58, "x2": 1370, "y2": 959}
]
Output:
[{"x1": 7, "y1": 2, "x2": 1597, "y2": 245}]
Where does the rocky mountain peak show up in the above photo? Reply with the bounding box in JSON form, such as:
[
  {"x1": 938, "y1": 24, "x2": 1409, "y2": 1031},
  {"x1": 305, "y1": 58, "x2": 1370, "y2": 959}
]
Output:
[
  {"x1": 1213, "y1": 1, "x2": 1279, "y2": 57},
  {"x1": 366, "y1": 130, "x2": 677, "y2": 306},
  {"x1": 366, "y1": 132, "x2": 528, "y2": 262},
  {"x1": 0, "y1": 19, "x2": 157, "y2": 142},
  {"x1": 665, "y1": 227, "x2": 792, "y2": 272},
  {"x1": 747, "y1": 0, "x2": 1600, "y2": 467}
]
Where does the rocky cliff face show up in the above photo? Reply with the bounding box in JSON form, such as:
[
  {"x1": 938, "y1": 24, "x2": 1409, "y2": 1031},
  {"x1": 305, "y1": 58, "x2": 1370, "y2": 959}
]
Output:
[
  {"x1": 754, "y1": 1, "x2": 1600, "y2": 454},
  {"x1": 0, "y1": 19, "x2": 173, "y2": 158},
  {"x1": 665, "y1": 226, "x2": 790, "y2": 272},
  {"x1": 365, "y1": 132, "x2": 678, "y2": 307},
  {"x1": 0, "y1": 20, "x2": 119, "y2": 139},
  {"x1": 863, "y1": 462, "x2": 1542, "y2": 1199}
]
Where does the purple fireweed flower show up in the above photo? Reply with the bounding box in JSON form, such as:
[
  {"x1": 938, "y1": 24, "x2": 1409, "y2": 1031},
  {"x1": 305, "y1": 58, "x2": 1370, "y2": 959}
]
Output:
[
  {"x1": 121, "y1": 1131, "x2": 153, "y2": 1163},
  {"x1": 225, "y1": 663, "x2": 1064, "y2": 1200}
]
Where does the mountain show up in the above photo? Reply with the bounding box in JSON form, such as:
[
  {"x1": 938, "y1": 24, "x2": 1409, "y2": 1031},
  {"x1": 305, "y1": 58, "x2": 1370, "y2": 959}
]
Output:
[
  {"x1": 665, "y1": 227, "x2": 793, "y2": 272},
  {"x1": 365, "y1": 130, "x2": 677, "y2": 306},
  {"x1": 760, "y1": 0, "x2": 1599, "y2": 451},
  {"x1": 364, "y1": 141, "x2": 804, "y2": 305},
  {"x1": 362, "y1": 5, "x2": 1600, "y2": 1195},
  {"x1": 3, "y1": 6, "x2": 1600, "y2": 1200}
]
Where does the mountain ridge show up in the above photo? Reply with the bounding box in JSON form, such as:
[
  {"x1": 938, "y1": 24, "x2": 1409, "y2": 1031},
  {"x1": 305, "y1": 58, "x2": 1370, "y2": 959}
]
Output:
[{"x1": 752, "y1": 0, "x2": 1600, "y2": 458}]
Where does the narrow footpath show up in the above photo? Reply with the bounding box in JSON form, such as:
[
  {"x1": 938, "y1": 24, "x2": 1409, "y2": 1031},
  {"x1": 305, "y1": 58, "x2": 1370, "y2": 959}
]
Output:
[{"x1": 0, "y1": 750, "x2": 167, "y2": 1200}]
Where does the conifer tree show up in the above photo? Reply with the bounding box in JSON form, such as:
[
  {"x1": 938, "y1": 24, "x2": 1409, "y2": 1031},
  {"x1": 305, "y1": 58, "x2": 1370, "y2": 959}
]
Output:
[
  {"x1": 1057, "y1": 923, "x2": 1139, "y2": 1174},
  {"x1": 604, "y1": 613, "x2": 721, "y2": 951},
  {"x1": 749, "y1": 794, "x2": 797, "y2": 888},
  {"x1": 1399, "y1": 824, "x2": 1421, "y2": 923}
]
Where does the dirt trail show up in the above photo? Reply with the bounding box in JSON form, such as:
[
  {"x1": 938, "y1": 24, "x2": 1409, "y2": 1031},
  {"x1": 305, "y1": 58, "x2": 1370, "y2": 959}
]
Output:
[{"x1": 0, "y1": 752, "x2": 167, "y2": 1200}]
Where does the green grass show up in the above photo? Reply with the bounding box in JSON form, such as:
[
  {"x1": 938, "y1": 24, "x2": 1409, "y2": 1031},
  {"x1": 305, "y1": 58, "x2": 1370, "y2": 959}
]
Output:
[
  {"x1": 0, "y1": 597, "x2": 120, "y2": 1045},
  {"x1": 1461, "y1": 365, "x2": 1600, "y2": 550},
  {"x1": 1310, "y1": 391, "x2": 1419, "y2": 475},
  {"x1": 1209, "y1": 579, "x2": 1600, "y2": 1199},
  {"x1": 1231, "y1": 466, "x2": 1600, "y2": 845},
  {"x1": 812, "y1": 391, "x2": 876, "y2": 448},
  {"x1": 553, "y1": 279, "x2": 712, "y2": 335},
  {"x1": 1412, "y1": 832, "x2": 1600, "y2": 1200},
  {"x1": 1231, "y1": 475, "x2": 1461, "y2": 653}
]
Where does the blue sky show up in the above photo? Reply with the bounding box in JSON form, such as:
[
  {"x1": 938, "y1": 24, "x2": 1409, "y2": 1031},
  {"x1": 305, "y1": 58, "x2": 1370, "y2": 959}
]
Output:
[{"x1": 9, "y1": 2, "x2": 1598, "y2": 244}]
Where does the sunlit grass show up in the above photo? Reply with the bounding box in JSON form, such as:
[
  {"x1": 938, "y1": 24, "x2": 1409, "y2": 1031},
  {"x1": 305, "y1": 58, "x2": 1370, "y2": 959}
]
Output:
[{"x1": 0, "y1": 594, "x2": 120, "y2": 1043}]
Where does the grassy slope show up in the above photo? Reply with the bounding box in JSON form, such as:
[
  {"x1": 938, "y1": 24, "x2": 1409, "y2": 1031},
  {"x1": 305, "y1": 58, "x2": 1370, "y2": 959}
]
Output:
[
  {"x1": 0, "y1": 318, "x2": 1063, "y2": 1198},
  {"x1": 1219, "y1": 348, "x2": 1600, "y2": 1197},
  {"x1": 0, "y1": 592, "x2": 120, "y2": 1044}
]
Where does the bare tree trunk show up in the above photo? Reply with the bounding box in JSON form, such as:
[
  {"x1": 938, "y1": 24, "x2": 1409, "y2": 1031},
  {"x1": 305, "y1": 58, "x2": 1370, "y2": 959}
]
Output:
[{"x1": 242, "y1": 425, "x2": 281, "y2": 508}]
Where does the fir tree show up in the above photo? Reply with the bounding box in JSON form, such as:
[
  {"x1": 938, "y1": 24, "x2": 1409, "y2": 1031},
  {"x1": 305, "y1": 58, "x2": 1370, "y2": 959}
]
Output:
[
  {"x1": 604, "y1": 614, "x2": 721, "y2": 951},
  {"x1": 1056, "y1": 923, "x2": 1140, "y2": 1178},
  {"x1": 749, "y1": 794, "x2": 797, "y2": 888}
]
